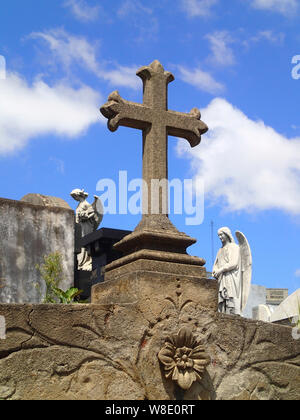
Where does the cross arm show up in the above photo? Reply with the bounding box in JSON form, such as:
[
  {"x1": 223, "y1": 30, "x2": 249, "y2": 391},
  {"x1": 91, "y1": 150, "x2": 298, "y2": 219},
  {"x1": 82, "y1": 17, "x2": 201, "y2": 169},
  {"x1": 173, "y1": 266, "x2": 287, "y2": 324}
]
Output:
[
  {"x1": 100, "y1": 91, "x2": 152, "y2": 132},
  {"x1": 165, "y1": 108, "x2": 208, "y2": 147}
]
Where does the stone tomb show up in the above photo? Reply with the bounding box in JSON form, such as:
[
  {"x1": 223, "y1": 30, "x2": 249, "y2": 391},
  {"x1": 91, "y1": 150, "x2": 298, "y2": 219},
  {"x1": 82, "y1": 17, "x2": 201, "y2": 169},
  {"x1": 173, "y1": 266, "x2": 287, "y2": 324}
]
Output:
[
  {"x1": 0, "y1": 300, "x2": 299, "y2": 400},
  {"x1": 0, "y1": 195, "x2": 75, "y2": 304},
  {"x1": 243, "y1": 285, "x2": 289, "y2": 320},
  {"x1": 270, "y1": 289, "x2": 300, "y2": 325}
]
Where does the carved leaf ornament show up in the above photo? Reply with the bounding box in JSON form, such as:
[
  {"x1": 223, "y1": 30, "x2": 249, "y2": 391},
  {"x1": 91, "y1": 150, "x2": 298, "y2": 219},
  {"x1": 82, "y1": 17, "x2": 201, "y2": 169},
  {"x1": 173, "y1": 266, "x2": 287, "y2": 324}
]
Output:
[{"x1": 158, "y1": 327, "x2": 210, "y2": 390}]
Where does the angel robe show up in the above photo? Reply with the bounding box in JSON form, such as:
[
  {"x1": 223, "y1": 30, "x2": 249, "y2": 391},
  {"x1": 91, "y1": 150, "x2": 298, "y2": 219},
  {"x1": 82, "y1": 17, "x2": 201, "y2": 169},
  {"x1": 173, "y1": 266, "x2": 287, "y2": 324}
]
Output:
[
  {"x1": 76, "y1": 200, "x2": 97, "y2": 271},
  {"x1": 213, "y1": 242, "x2": 242, "y2": 315}
]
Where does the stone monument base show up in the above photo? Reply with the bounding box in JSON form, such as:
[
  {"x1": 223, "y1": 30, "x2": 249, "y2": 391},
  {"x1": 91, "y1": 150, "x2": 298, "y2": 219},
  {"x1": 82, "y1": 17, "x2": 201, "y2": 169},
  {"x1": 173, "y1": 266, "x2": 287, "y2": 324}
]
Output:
[
  {"x1": 1, "y1": 282, "x2": 299, "y2": 399},
  {"x1": 92, "y1": 258, "x2": 218, "y2": 312}
]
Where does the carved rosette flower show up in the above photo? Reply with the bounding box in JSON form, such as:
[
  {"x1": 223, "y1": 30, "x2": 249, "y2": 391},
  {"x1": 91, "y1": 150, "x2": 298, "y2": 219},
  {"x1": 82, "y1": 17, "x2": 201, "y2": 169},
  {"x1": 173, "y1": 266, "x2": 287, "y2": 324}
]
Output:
[{"x1": 158, "y1": 327, "x2": 210, "y2": 391}]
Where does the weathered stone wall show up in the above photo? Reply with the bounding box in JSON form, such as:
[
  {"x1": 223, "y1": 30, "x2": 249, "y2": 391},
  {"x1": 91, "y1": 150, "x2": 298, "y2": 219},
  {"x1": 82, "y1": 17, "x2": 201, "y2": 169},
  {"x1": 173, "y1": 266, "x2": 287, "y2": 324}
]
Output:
[
  {"x1": 0, "y1": 282, "x2": 299, "y2": 400},
  {"x1": 0, "y1": 198, "x2": 75, "y2": 303}
]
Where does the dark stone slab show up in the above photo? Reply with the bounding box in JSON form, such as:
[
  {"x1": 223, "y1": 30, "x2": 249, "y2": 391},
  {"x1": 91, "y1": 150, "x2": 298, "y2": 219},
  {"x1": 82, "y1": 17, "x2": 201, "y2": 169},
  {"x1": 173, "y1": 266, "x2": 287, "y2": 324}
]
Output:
[{"x1": 74, "y1": 227, "x2": 131, "y2": 300}]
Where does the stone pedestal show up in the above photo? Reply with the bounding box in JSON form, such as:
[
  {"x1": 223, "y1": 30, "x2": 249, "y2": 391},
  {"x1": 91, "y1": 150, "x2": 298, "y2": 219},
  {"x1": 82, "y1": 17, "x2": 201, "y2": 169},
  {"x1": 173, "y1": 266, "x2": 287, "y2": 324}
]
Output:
[
  {"x1": 91, "y1": 218, "x2": 216, "y2": 310},
  {"x1": 91, "y1": 206, "x2": 216, "y2": 304},
  {"x1": 92, "y1": 258, "x2": 218, "y2": 312}
]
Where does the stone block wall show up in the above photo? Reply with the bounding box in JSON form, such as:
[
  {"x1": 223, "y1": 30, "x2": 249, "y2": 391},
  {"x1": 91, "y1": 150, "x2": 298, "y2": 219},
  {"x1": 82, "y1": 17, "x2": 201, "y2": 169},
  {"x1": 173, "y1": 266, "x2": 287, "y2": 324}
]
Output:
[
  {"x1": 0, "y1": 277, "x2": 299, "y2": 400},
  {"x1": 0, "y1": 198, "x2": 75, "y2": 303}
]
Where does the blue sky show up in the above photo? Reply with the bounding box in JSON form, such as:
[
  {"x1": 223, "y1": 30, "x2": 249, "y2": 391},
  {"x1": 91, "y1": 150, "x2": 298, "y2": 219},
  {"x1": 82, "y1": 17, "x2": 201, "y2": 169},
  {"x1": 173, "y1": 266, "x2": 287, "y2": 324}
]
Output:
[{"x1": 0, "y1": 0, "x2": 300, "y2": 295}]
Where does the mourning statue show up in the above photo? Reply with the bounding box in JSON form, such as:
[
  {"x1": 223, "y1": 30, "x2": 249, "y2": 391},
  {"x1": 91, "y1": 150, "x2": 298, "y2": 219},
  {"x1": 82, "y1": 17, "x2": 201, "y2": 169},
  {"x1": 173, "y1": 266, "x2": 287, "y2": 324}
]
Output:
[
  {"x1": 212, "y1": 227, "x2": 252, "y2": 316},
  {"x1": 71, "y1": 189, "x2": 103, "y2": 271}
]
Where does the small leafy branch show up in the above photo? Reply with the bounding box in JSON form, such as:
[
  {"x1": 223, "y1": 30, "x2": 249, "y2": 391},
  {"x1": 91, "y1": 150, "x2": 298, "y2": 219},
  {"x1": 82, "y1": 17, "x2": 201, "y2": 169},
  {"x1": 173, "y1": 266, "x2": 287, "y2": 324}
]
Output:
[
  {"x1": 52, "y1": 286, "x2": 83, "y2": 304},
  {"x1": 36, "y1": 251, "x2": 83, "y2": 304}
]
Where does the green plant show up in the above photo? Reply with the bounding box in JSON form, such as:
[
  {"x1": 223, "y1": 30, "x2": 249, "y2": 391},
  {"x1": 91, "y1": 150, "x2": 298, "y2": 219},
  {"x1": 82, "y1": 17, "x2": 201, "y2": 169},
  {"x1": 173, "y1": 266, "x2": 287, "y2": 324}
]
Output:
[
  {"x1": 51, "y1": 286, "x2": 83, "y2": 304},
  {"x1": 36, "y1": 251, "x2": 63, "y2": 303},
  {"x1": 36, "y1": 251, "x2": 83, "y2": 304}
]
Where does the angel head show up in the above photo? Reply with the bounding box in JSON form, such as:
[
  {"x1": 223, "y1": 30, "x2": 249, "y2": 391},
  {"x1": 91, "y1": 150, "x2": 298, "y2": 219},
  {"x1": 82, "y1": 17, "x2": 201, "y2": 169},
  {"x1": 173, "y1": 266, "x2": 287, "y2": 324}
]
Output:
[
  {"x1": 70, "y1": 189, "x2": 89, "y2": 202},
  {"x1": 218, "y1": 227, "x2": 235, "y2": 246}
]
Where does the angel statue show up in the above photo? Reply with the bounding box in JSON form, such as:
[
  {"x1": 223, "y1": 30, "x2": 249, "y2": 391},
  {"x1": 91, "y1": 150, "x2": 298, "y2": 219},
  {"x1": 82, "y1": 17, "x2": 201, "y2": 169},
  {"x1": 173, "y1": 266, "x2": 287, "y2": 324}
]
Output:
[
  {"x1": 71, "y1": 189, "x2": 104, "y2": 271},
  {"x1": 212, "y1": 227, "x2": 252, "y2": 316}
]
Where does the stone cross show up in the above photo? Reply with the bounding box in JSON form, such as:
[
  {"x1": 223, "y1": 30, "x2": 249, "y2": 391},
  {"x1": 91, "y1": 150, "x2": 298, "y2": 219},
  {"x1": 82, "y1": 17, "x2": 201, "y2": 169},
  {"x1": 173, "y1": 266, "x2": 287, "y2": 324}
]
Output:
[{"x1": 100, "y1": 60, "x2": 208, "y2": 232}]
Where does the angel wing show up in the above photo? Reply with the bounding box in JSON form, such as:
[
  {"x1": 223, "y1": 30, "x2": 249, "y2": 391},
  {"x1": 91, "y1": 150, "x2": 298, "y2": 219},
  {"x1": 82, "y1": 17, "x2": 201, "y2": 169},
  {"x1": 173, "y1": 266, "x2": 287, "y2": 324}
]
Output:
[
  {"x1": 91, "y1": 195, "x2": 104, "y2": 230},
  {"x1": 235, "y1": 231, "x2": 252, "y2": 312}
]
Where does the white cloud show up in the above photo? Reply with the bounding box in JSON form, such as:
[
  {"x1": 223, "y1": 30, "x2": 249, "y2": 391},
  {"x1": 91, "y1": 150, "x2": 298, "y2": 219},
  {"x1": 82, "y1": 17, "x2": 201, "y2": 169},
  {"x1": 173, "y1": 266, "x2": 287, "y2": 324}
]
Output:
[
  {"x1": 30, "y1": 28, "x2": 99, "y2": 73},
  {"x1": 176, "y1": 65, "x2": 224, "y2": 94},
  {"x1": 253, "y1": 30, "x2": 285, "y2": 44},
  {"x1": 250, "y1": 0, "x2": 299, "y2": 16},
  {"x1": 99, "y1": 66, "x2": 140, "y2": 89},
  {"x1": 181, "y1": 0, "x2": 219, "y2": 17},
  {"x1": 117, "y1": 0, "x2": 159, "y2": 42},
  {"x1": 30, "y1": 28, "x2": 140, "y2": 90},
  {"x1": 246, "y1": 30, "x2": 285, "y2": 46},
  {"x1": 118, "y1": 0, "x2": 153, "y2": 17},
  {"x1": 0, "y1": 73, "x2": 101, "y2": 155},
  {"x1": 177, "y1": 98, "x2": 300, "y2": 215},
  {"x1": 49, "y1": 157, "x2": 65, "y2": 174},
  {"x1": 295, "y1": 269, "x2": 300, "y2": 277},
  {"x1": 63, "y1": 0, "x2": 100, "y2": 22},
  {"x1": 206, "y1": 31, "x2": 236, "y2": 67}
]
